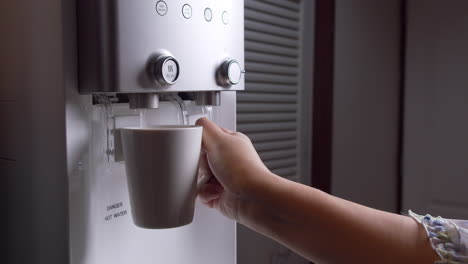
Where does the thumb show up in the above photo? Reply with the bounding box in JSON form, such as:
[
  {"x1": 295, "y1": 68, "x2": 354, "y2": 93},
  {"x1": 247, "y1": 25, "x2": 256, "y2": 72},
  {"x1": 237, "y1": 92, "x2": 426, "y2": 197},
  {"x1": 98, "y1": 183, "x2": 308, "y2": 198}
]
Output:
[{"x1": 195, "y1": 117, "x2": 225, "y2": 152}]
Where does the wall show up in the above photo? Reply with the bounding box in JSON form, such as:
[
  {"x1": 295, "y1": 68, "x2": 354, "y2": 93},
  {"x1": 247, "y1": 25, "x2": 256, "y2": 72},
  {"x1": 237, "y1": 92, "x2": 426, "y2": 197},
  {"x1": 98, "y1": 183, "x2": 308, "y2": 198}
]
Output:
[
  {"x1": 403, "y1": 0, "x2": 468, "y2": 219},
  {"x1": 1, "y1": 1, "x2": 69, "y2": 263},
  {"x1": 332, "y1": 0, "x2": 402, "y2": 212}
]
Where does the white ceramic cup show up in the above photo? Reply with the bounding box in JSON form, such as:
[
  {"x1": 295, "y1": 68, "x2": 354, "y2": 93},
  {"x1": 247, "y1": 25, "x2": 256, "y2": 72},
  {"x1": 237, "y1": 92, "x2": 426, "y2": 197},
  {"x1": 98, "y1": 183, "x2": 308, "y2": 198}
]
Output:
[{"x1": 120, "y1": 125, "x2": 203, "y2": 229}]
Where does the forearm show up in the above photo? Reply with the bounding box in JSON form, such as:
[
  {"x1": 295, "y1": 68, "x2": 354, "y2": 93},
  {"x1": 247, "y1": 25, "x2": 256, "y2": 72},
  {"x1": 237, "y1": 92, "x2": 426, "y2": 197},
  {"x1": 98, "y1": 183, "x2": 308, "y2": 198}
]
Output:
[{"x1": 238, "y1": 172, "x2": 438, "y2": 264}]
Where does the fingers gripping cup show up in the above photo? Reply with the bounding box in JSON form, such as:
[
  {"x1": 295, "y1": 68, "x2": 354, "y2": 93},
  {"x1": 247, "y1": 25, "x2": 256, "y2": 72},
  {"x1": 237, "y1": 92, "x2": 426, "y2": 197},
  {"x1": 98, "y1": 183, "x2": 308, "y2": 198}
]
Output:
[{"x1": 120, "y1": 125, "x2": 202, "y2": 229}]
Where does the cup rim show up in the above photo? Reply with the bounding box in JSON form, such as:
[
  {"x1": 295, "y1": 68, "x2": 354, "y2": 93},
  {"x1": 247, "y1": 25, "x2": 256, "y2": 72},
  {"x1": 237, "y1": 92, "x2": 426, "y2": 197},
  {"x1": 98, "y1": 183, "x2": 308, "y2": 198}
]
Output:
[{"x1": 120, "y1": 125, "x2": 202, "y2": 131}]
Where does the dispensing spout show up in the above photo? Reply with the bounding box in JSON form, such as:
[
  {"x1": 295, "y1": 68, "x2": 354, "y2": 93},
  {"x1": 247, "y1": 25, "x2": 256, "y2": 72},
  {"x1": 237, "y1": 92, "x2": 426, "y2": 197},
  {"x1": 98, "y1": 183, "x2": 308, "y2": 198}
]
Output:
[
  {"x1": 195, "y1": 91, "x2": 221, "y2": 106},
  {"x1": 128, "y1": 93, "x2": 160, "y2": 109}
]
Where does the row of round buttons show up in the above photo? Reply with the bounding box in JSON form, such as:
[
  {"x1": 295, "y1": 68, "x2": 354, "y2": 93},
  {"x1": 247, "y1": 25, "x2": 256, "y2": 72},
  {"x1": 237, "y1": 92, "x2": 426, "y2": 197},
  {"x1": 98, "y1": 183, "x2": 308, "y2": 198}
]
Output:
[
  {"x1": 155, "y1": 1, "x2": 230, "y2": 24},
  {"x1": 153, "y1": 56, "x2": 243, "y2": 87}
]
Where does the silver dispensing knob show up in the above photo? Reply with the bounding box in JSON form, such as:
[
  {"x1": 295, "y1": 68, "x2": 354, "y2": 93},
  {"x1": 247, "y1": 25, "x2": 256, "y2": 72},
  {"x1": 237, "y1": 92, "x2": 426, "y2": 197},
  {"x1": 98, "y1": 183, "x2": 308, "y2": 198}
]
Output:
[
  {"x1": 217, "y1": 59, "x2": 244, "y2": 87},
  {"x1": 151, "y1": 56, "x2": 180, "y2": 85}
]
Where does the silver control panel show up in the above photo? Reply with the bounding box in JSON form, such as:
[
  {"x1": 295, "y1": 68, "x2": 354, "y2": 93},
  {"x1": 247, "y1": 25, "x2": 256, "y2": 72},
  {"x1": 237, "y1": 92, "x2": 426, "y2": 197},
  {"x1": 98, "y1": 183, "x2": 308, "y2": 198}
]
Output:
[{"x1": 77, "y1": 0, "x2": 245, "y2": 94}]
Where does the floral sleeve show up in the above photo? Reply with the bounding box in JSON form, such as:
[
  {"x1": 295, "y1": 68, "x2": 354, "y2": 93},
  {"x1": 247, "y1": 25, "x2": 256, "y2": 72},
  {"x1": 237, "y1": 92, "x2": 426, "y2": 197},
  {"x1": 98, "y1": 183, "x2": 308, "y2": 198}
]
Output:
[{"x1": 409, "y1": 210, "x2": 468, "y2": 264}]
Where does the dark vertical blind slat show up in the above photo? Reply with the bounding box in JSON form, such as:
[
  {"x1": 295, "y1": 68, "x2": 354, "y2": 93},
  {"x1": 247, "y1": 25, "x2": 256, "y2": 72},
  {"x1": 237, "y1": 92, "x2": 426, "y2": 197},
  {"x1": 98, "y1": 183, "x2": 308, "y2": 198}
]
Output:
[{"x1": 239, "y1": 0, "x2": 302, "y2": 181}]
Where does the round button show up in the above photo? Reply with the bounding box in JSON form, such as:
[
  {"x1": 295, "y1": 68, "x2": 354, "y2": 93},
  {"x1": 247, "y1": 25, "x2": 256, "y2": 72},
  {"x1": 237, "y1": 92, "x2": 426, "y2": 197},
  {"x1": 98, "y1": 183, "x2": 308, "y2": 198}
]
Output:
[
  {"x1": 151, "y1": 56, "x2": 180, "y2": 85},
  {"x1": 182, "y1": 4, "x2": 192, "y2": 19},
  {"x1": 222, "y1": 11, "x2": 230, "y2": 25},
  {"x1": 204, "y1": 8, "x2": 213, "y2": 22},
  {"x1": 155, "y1": 1, "x2": 168, "y2": 16},
  {"x1": 217, "y1": 59, "x2": 243, "y2": 87},
  {"x1": 227, "y1": 61, "x2": 242, "y2": 85},
  {"x1": 161, "y1": 59, "x2": 179, "y2": 84}
]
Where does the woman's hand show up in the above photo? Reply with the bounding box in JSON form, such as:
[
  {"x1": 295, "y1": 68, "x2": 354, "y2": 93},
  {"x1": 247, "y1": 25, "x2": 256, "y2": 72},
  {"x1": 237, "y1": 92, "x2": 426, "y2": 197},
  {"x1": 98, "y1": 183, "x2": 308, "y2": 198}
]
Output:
[
  {"x1": 195, "y1": 119, "x2": 438, "y2": 264},
  {"x1": 196, "y1": 117, "x2": 272, "y2": 221}
]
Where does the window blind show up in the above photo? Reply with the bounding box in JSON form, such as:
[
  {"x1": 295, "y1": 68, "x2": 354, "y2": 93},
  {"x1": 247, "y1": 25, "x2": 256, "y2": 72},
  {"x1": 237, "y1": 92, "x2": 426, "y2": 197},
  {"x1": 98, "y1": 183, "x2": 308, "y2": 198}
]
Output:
[{"x1": 238, "y1": 0, "x2": 302, "y2": 182}]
